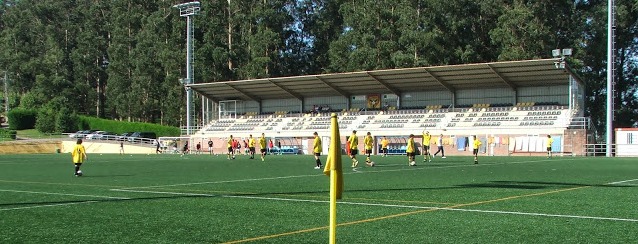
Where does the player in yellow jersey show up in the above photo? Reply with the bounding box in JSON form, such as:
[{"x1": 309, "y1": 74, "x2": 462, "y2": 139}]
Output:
[
  {"x1": 381, "y1": 136, "x2": 389, "y2": 157},
  {"x1": 406, "y1": 134, "x2": 416, "y2": 166},
  {"x1": 422, "y1": 130, "x2": 432, "y2": 162},
  {"x1": 259, "y1": 133, "x2": 267, "y2": 161},
  {"x1": 313, "y1": 132, "x2": 323, "y2": 169},
  {"x1": 472, "y1": 135, "x2": 482, "y2": 164},
  {"x1": 71, "y1": 139, "x2": 87, "y2": 176},
  {"x1": 348, "y1": 130, "x2": 359, "y2": 167},
  {"x1": 546, "y1": 135, "x2": 554, "y2": 159},
  {"x1": 227, "y1": 135, "x2": 235, "y2": 160},
  {"x1": 364, "y1": 132, "x2": 374, "y2": 166},
  {"x1": 248, "y1": 134, "x2": 256, "y2": 159}
]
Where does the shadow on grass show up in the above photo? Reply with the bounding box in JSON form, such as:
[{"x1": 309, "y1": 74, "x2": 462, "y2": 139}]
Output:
[{"x1": 0, "y1": 195, "x2": 209, "y2": 208}]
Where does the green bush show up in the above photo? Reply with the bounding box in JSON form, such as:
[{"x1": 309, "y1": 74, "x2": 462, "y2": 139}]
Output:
[
  {"x1": 35, "y1": 109, "x2": 56, "y2": 133},
  {"x1": 0, "y1": 128, "x2": 17, "y2": 140},
  {"x1": 78, "y1": 116, "x2": 180, "y2": 137},
  {"x1": 55, "y1": 108, "x2": 78, "y2": 133},
  {"x1": 7, "y1": 108, "x2": 37, "y2": 130}
]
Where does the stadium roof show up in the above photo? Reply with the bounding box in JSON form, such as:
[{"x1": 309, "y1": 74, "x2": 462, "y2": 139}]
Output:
[{"x1": 189, "y1": 58, "x2": 581, "y2": 102}]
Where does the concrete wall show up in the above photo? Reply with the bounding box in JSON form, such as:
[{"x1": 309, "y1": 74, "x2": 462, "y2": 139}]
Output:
[
  {"x1": 0, "y1": 141, "x2": 61, "y2": 154},
  {"x1": 60, "y1": 141, "x2": 157, "y2": 154}
]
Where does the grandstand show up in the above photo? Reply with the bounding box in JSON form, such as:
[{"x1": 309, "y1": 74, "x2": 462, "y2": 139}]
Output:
[{"x1": 188, "y1": 59, "x2": 589, "y2": 156}]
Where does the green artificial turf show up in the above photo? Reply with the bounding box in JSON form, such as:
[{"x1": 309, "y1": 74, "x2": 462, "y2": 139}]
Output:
[{"x1": 0, "y1": 153, "x2": 637, "y2": 243}]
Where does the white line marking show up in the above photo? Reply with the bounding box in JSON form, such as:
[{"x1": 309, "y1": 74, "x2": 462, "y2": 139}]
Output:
[
  {"x1": 0, "y1": 201, "x2": 98, "y2": 211},
  {"x1": 0, "y1": 189, "x2": 130, "y2": 200},
  {"x1": 111, "y1": 188, "x2": 638, "y2": 223},
  {"x1": 111, "y1": 188, "x2": 217, "y2": 197},
  {"x1": 608, "y1": 178, "x2": 638, "y2": 185},
  {"x1": 445, "y1": 208, "x2": 638, "y2": 222},
  {"x1": 127, "y1": 158, "x2": 579, "y2": 189},
  {"x1": 123, "y1": 174, "x2": 324, "y2": 189}
]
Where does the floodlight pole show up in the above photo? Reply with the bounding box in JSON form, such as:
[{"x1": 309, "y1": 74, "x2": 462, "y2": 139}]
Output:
[
  {"x1": 174, "y1": 1, "x2": 201, "y2": 135},
  {"x1": 606, "y1": 0, "x2": 615, "y2": 157}
]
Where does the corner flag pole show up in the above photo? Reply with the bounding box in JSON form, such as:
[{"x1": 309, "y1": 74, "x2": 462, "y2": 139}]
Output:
[{"x1": 323, "y1": 113, "x2": 343, "y2": 244}]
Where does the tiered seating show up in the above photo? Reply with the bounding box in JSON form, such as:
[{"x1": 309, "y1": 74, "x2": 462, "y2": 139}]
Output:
[
  {"x1": 205, "y1": 119, "x2": 235, "y2": 131},
  {"x1": 274, "y1": 111, "x2": 288, "y2": 116},
  {"x1": 516, "y1": 102, "x2": 535, "y2": 107},
  {"x1": 198, "y1": 105, "x2": 573, "y2": 137},
  {"x1": 473, "y1": 103, "x2": 490, "y2": 108},
  {"x1": 306, "y1": 116, "x2": 331, "y2": 130}
]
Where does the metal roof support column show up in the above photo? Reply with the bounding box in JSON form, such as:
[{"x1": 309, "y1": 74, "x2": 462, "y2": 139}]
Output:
[
  {"x1": 451, "y1": 92, "x2": 456, "y2": 108},
  {"x1": 422, "y1": 69, "x2": 455, "y2": 108}
]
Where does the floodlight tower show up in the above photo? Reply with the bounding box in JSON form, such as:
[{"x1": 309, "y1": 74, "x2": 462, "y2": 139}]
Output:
[
  {"x1": 606, "y1": 0, "x2": 616, "y2": 157},
  {"x1": 174, "y1": 1, "x2": 201, "y2": 135}
]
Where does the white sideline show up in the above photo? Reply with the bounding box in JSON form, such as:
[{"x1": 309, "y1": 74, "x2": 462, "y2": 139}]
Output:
[
  {"x1": 122, "y1": 174, "x2": 324, "y2": 189},
  {"x1": 0, "y1": 201, "x2": 98, "y2": 211},
  {"x1": 0, "y1": 189, "x2": 129, "y2": 211},
  {"x1": 608, "y1": 178, "x2": 638, "y2": 185},
  {"x1": 0, "y1": 189, "x2": 130, "y2": 200},
  {"x1": 112, "y1": 188, "x2": 638, "y2": 223}
]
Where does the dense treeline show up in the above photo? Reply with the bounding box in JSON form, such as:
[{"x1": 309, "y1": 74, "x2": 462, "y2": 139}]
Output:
[{"x1": 0, "y1": 0, "x2": 636, "y2": 140}]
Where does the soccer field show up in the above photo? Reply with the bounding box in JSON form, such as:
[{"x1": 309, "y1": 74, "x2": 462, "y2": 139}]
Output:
[{"x1": 1, "y1": 153, "x2": 637, "y2": 243}]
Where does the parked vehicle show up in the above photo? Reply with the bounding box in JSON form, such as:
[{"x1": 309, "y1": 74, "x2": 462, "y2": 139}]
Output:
[
  {"x1": 95, "y1": 131, "x2": 117, "y2": 140},
  {"x1": 70, "y1": 130, "x2": 97, "y2": 138},
  {"x1": 85, "y1": 131, "x2": 107, "y2": 140},
  {"x1": 68, "y1": 131, "x2": 84, "y2": 138},
  {"x1": 116, "y1": 132, "x2": 134, "y2": 141},
  {"x1": 127, "y1": 132, "x2": 157, "y2": 143}
]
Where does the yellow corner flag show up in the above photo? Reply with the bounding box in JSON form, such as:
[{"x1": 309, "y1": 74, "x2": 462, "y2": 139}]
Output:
[
  {"x1": 323, "y1": 113, "x2": 343, "y2": 198},
  {"x1": 323, "y1": 113, "x2": 343, "y2": 244}
]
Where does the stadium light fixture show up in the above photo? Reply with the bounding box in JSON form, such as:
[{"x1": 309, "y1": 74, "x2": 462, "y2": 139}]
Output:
[
  {"x1": 562, "y1": 48, "x2": 572, "y2": 56},
  {"x1": 174, "y1": 1, "x2": 201, "y2": 16},
  {"x1": 552, "y1": 49, "x2": 561, "y2": 57},
  {"x1": 552, "y1": 48, "x2": 572, "y2": 69}
]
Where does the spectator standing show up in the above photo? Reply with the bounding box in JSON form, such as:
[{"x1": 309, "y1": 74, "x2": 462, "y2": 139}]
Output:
[
  {"x1": 546, "y1": 135, "x2": 554, "y2": 159},
  {"x1": 268, "y1": 139, "x2": 274, "y2": 155},
  {"x1": 208, "y1": 139, "x2": 214, "y2": 155}
]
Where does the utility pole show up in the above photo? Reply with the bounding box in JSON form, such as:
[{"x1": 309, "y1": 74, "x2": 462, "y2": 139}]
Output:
[
  {"x1": 3, "y1": 71, "x2": 8, "y2": 113},
  {"x1": 174, "y1": 1, "x2": 201, "y2": 135}
]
